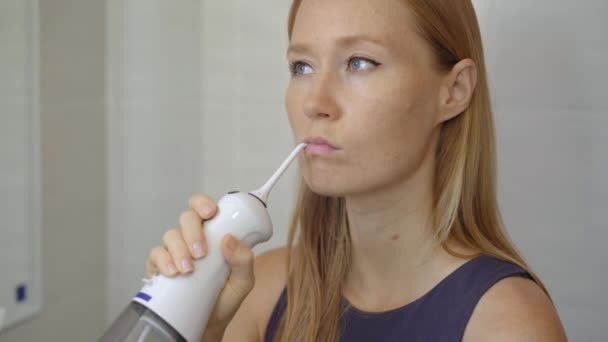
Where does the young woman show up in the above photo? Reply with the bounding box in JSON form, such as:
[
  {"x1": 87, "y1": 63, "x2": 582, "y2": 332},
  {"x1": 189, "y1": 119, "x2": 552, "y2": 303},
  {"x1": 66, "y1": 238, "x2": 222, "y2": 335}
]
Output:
[{"x1": 145, "y1": 0, "x2": 567, "y2": 341}]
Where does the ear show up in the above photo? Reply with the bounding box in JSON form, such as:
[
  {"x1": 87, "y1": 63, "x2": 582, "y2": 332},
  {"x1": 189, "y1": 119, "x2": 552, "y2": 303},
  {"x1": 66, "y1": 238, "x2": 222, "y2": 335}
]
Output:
[{"x1": 436, "y1": 58, "x2": 477, "y2": 124}]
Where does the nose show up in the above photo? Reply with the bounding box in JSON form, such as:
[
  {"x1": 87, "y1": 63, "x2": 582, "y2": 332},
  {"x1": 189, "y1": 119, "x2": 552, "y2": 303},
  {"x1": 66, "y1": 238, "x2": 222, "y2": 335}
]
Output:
[{"x1": 303, "y1": 71, "x2": 340, "y2": 121}]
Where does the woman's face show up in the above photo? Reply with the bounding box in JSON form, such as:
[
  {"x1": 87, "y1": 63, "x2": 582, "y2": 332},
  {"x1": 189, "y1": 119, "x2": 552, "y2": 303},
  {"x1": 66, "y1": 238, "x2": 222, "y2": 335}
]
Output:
[{"x1": 286, "y1": 0, "x2": 446, "y2": 197}]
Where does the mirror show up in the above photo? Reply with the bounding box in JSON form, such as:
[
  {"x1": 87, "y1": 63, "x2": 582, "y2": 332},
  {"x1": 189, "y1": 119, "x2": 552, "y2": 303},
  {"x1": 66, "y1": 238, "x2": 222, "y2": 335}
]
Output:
[{"x1": 0, "y1": 0, "x2": 42, "y2": 331}]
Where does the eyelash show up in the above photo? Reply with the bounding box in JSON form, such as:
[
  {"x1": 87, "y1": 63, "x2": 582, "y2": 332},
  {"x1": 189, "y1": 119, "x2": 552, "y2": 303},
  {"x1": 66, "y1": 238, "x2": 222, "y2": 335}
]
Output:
[{"x1": 288, "y1": 56, "x2": 381, "y2": 76}]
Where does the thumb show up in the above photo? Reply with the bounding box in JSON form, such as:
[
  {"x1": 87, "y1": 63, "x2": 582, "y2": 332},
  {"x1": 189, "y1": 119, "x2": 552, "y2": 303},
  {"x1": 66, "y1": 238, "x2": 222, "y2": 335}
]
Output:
[{"x1": 221, "y1": 234, "x2": 255, "y2": 296}]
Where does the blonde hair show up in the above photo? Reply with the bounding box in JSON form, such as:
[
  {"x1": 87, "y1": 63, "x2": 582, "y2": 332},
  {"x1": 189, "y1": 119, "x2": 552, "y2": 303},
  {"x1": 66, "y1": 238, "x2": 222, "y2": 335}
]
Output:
[{"x1": 274, "y1": 1, "x2": 547, "y2": 341}]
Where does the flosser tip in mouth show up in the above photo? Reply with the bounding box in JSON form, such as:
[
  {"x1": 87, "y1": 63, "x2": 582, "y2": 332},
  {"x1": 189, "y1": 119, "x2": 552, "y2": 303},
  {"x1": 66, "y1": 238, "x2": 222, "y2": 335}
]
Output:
[
  {"x1": 303, "y1": 137, "x2": 339, "y2": 149},
  {"x1": 302, "y1": 137, "x2": 340, "y2": 155}
]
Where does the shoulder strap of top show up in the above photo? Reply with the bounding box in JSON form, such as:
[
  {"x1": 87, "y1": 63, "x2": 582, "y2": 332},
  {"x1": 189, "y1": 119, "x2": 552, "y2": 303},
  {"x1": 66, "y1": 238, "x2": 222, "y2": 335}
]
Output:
[
  {"x1": 264, "y1": 287, "x2": 288, "y2": 342},
  {"x1": 415, "y1": 255, "x2": 533, "y2": 340}
]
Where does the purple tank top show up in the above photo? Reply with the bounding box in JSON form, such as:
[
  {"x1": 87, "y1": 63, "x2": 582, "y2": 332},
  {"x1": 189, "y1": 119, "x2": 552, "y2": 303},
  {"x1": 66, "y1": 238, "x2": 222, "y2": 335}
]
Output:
[{"x1": 264, "y1": 255, "x2": 532, "y2": 342}]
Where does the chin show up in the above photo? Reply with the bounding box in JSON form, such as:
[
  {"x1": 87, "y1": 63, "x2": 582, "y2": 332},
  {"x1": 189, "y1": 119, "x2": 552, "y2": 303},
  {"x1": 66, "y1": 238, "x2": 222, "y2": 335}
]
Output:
[
  {"x1": 307, "y1": 187, "x2": 345, "y2": 198},
  {"x1": 302, "y1": 175, "x2": 358, "y2": 198}
]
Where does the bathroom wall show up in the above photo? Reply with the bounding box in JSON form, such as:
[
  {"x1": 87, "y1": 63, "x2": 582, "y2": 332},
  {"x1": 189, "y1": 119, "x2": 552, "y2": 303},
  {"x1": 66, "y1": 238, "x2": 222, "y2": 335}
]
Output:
[
  {"x1": 474, "y1": 1, "x2": 607, "y2": 339},
  {"x1": 105, "y1": 0, "x2": 295, "y2": 323},
  {"x1": 0, "y1": 0, "x2": 107, "y2": 340},
  {"x1": 105, "y1": 0, "x2": 205, "y2": 322}
]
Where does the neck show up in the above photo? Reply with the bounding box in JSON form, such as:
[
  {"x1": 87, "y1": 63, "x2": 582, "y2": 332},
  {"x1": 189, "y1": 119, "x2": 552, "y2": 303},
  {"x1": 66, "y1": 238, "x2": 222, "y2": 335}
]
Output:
[{"x1": 343, "y1": 148, "x2": 449, "y2": 308}]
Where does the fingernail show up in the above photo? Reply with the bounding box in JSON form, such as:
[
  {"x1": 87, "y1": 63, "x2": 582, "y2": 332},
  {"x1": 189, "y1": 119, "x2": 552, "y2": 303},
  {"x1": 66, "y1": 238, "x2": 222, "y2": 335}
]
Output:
[
  {"x1": 192, "y1": 242, "x2": 205, "y2": 258},
  {"x1": 167, "y1": 262, "x2": 178, "y2": 275},
  {"x1": 226, "y1": 235, "x2": 238, "y2": 252},
  {"x1": 181, "y1": 257, "x2": 193, "y2": 272}
]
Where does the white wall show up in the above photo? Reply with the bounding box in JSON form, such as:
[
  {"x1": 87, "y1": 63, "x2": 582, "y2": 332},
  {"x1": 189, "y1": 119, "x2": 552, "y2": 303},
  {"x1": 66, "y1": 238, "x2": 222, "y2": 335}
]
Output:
[
  {"x1": 473, "y1": 1, "x2": 607, "y2": 339},
  {"x1": 105, "y1": 1, "x2": 607, "y2": 341},
  {"x1": 106, "y1": 0, "x2": 204, "y2": 321},
  {"x1": 105, "y1": 0, "x2": 295, "y2": 323}
]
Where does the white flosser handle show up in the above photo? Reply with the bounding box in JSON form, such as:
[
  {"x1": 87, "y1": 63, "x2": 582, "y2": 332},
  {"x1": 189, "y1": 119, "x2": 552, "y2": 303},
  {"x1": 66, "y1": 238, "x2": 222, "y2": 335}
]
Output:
[{"x1": 132, "y1": 143, "x2": 307, "y2": 342}]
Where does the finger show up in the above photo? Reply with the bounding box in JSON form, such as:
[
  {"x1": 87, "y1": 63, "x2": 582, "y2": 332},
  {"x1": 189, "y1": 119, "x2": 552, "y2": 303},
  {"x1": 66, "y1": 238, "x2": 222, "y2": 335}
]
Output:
[
  {"x1": 221, "y1": 234, "x2": 255, "y2": 295},
  {"x1": 147, "y1": 246, "x2": 178, "y2": 278},
  {"x1": 188, "y1": 194, "x2": 218, "y2": 220},
  {"x1": 163, "y1": 228, "x2": 195, "y2": 273},
  {"x1": 179, "y1": 210, "x2": 207, "y2": 259}
]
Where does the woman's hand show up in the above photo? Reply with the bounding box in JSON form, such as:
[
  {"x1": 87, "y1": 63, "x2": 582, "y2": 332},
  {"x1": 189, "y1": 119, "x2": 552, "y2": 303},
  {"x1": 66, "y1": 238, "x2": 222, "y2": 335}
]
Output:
[{"x1": 145, "y1": 194, "x2": 256, "y2": 338}]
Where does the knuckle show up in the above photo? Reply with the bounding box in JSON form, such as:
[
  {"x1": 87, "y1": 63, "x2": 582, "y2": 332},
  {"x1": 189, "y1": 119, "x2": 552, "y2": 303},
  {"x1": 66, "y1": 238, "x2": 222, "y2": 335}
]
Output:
[
  {"x1": 163, "y1": 228, "x2": 180, "y2": 243},
  {"x1": 145, "y1": 266, "x2": 155, "y2": 278},
  {"x1": 242, "y1": 249, "x2": 254, "y2": 263},
  {"x1": 146, "y1": 248, "x2": 164, "y2": 276},
  {"x1": 228, "y1": 277, "x2": 254, "y2": 297},
  {"x1": 189, "y1": 194, "x2": 209, "y2": 209},
  {"x1": 167, "y1": 239, "x2": 188, "y2": 257},
  {"x1": 245, "y1": 277, "x2": 255, "y2": 292},
  {"x1": 189, "y1": 194, "x2": 216, "y2": 212},
  {"x1": 149, "y1": 246, "x2": 163, "y2": 259},
  {"x1": 178, "y1": 210, "x2": 196, "y2": 225},
  {"x1": 184, "y1": 221, "x2": 203, "y2": 237}
]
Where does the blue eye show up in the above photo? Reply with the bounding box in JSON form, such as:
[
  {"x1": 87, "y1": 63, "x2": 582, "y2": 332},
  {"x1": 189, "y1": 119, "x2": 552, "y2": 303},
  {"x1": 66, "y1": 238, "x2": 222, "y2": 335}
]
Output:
[
  {"x1": 289, "y1": 61, "x2": 313, "y2": 76},
  {"x1": 348, "y1": 57, "x2": 380, "y2": 71},
  {"x1": 289, "y1": 57, "x2": 380, "y2": 76}
]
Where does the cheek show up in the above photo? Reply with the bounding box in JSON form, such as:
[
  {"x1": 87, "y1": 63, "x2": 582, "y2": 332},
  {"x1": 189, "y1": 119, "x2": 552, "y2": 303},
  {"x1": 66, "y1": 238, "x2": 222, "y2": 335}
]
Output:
[
  {"x1": 349, "y1": 80, "x2": 437, "y2": 171},
  {"x1": 285, "y1": 85, "x2": 302, "y2": 134},
  {"x1": 382, "y1": 73, "x2": 437, "y2": 133},
  {"x1": 353, "y1": 85, "x2": 425, "y2": 146}
]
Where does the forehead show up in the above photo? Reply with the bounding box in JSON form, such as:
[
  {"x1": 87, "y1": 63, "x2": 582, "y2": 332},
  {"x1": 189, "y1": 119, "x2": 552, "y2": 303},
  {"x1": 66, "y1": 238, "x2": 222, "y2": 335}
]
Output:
[{"x1": 291, "y1": 0, "x2": 417, "y2": 48}]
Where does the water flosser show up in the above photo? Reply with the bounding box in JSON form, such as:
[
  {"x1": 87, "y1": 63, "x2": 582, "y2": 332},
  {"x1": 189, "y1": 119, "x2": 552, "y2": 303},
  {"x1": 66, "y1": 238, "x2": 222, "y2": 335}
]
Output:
[{"x1": 100, "y1": 143, "x2": 307, "y2": 342}]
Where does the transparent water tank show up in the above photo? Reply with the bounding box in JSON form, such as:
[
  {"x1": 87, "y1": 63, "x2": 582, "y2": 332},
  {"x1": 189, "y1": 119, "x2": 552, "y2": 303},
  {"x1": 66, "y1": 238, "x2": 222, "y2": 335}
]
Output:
[{"x1": 100, "y1": 301, "x2": 186, "y2": 342}]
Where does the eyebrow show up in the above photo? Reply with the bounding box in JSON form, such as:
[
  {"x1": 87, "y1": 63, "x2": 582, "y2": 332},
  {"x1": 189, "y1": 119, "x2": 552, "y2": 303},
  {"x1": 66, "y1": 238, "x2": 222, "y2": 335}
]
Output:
[{"x1": 286, "y1": 34, "x2": 388, "y2": 56}]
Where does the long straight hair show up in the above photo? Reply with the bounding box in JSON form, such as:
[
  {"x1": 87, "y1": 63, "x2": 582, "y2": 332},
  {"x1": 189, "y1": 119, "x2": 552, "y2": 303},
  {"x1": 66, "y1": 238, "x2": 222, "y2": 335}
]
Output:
[{"x1": 274, "y1": 1, "x2": 547, "y2": 341}]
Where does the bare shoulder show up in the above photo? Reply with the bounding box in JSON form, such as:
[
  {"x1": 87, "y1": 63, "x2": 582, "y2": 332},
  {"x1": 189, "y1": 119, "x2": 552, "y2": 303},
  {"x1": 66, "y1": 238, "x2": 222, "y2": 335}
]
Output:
[
  {"x1": 463, "y1": 276, "x2": 567, "y2": 341},
  {"x1": 252, "y1": 246, "x2": 289, "y2": 303},
  {"x1": 247, "y1": 246, "x2": 289, "y2": 340}
]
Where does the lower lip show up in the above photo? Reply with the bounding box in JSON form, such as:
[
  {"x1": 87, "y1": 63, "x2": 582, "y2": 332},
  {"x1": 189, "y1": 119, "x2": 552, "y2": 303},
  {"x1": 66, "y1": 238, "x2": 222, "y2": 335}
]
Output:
[{"x1": 306, "y1": 143, "x2": 340, "y2": 155}]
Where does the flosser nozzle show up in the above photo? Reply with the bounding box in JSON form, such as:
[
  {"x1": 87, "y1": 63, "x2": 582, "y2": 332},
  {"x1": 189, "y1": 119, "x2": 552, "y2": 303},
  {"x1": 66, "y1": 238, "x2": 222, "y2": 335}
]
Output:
[{"x1": 249, "y1": 143, "x2": 307, "y2": 205}]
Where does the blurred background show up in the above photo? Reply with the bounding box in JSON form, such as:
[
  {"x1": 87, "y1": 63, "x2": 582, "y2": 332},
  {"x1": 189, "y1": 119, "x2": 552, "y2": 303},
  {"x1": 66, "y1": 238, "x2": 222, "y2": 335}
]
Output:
[{"x1": 0, "y1": 0, "x2": 606, "y2": 341}]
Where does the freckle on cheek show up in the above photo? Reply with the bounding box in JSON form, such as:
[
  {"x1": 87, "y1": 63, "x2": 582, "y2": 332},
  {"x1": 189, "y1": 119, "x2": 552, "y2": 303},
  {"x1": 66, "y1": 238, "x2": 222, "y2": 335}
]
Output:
[{"x1": 391, "y1": 234, "x2": 400, "y2": 241}]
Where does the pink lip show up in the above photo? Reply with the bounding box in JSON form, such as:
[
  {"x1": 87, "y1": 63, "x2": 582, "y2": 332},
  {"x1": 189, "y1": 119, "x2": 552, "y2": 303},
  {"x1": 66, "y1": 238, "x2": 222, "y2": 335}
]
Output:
[{"x1": 303, "y1": 137, "x2": 340, "y2": 155}]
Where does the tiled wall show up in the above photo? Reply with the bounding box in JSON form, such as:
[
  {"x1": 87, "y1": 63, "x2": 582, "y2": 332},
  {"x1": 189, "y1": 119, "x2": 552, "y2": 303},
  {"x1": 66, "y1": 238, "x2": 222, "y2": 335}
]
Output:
[
  {"x1": 106, "y1": 0, "x2": 205, "y2": 322},
  {"x1": 199, "y1": 0, "x2": 296, "y2": 251},
  {"x1": 106, "y1": 0, "x2": 296, "y2": 322}
]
